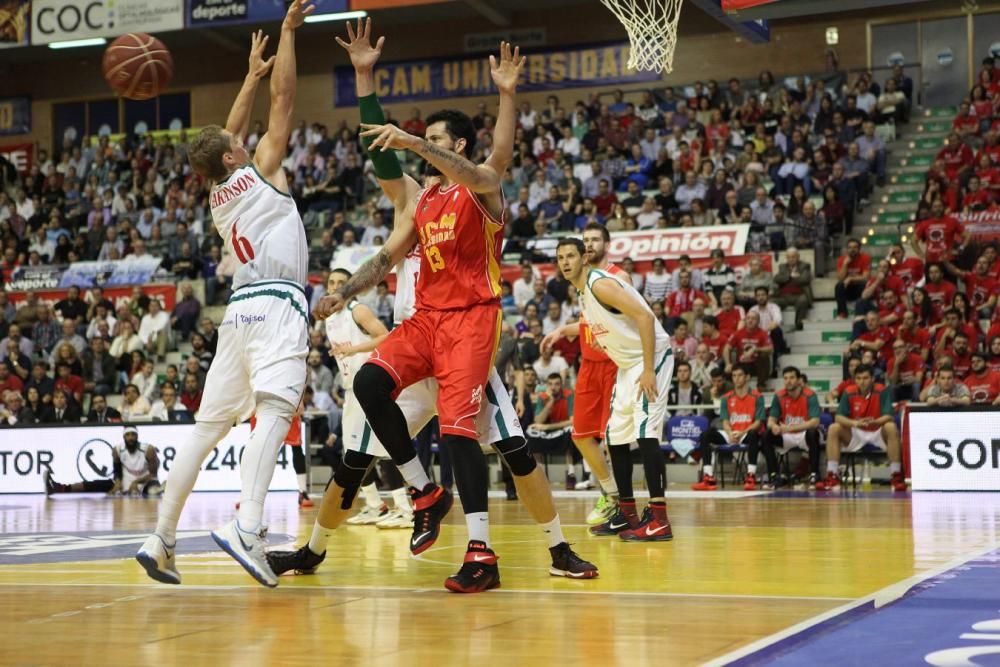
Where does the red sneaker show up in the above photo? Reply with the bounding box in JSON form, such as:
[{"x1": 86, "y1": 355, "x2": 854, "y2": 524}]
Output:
[
  {"x1": 691, "y1": 474, "x2": 718, "y2": 491},
  {"x1": 890, "y1": 472, "x2": 907, "y2": 492},
  {"x1": 619, "y1": 517, "x2": 673, "y2": 542},
  {"x1": 743, "y1": 473, "x2": 758, "y2": 491},
  {"x1": 815, "y1": 472, "x2": 841, "y2": 491},
  {"x1": 444, "y1": 541, "x2": 501, "y2": 593},
  {"x1": 298, "y1": 492, "x2": 314, "y2": 508}
]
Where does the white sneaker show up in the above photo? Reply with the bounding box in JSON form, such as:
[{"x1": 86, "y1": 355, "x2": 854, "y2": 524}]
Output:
[
  {"x1": 346, "y1": 504, "x2": 388, "y2": 525},
  {"x1": 574, "y1": 477, "x2": 595, "y2": 490},
  {"x1": 135, "y1": 534, "x2": 181, "y2": 585},
  {"x1": 210, "y1": 520, "x2": 278, "y2": 588},
  {"x1": 376, "y1": 509, "x2": 414, "y2": 529}
]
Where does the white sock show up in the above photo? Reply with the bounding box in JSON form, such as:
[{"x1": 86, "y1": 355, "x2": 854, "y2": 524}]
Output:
[
  {"x1": 361, "y1": 483, "x2": 381, "y2": 509},
  {"x1": 391, "y1": 487, "x2": 410, "y2": 512},
  {"x1": 599, "y1": 475, "x2": 618, "y2": 496},
  {"x1": 466, "y1": 511, "x2": 490, "y2": 546},
  {"x1": 540, "y1": 515, "x2": 565, "y2": 548},
  {"x1": 308, "y1": 519, "x2": 335, "y2": 555},
  {"x1": 703, "y1": 464, "x2": 714, "y2": 477},
  {"x1": 827, "y1": 460, "x2": 839, "y2": 474},
  {"x1": 890, "y1": 462, "x2": 901, "y2": 474},
  {"x1": 297, "y1": 473, "x2": 308, "y2": 494},
  {"x1": 237, "y1": 405, "x2": 292, "y2": 532},
  {"x1": 398, "y1": 457, "x2": 431, "y2": 490},
  {"x1": 155, "y1": 420, "x2": 232, "y2": 545},
  {"x1": 748, "y1": 464, "x2": 757, "y2": 475}
]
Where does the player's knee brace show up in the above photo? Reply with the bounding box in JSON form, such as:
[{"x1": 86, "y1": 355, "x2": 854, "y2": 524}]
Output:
[
  {"x1": 353, "y1": 364, "x2": 396, "y2": 409},
  {"x1": 333, "y1": 449, "x2": 376, "y2": 509},
  {"x1": 492, "y1": 436, "x2": 535, "y2": 477}
]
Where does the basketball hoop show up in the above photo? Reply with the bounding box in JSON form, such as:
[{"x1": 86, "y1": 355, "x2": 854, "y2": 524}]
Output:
[{"x1": 600, "y1": 0, "x2": 683, "y2": 74}]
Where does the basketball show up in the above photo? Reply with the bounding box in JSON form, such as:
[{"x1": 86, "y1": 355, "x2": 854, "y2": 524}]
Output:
[{"x1": 102, "y1": 33, "x2": 173, "y2": 101}]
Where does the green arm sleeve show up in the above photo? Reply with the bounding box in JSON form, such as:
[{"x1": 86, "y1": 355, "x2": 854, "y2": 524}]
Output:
[{"x1": 358, "y1": 93, "x2": 403, "y2": 180}]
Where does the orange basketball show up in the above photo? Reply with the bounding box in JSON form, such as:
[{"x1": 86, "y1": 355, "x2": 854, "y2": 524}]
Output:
[{"x1": 102, "y1": 33, "x2": 173, "y2": 101}]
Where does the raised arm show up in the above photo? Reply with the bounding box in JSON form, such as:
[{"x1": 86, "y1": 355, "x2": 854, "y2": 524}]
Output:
[
  {"x1": 253, "y1": 0, "x2": 314, "y2": 185},
  {"x1": 225, "y1": 31, "x2": 275, "y2": 140},
  {"x1": 336, "y1": 18, "x2": 422, "y2": 208},
  {"x1": 484, "y1": 42, "x2": 524, "y2": 173}
]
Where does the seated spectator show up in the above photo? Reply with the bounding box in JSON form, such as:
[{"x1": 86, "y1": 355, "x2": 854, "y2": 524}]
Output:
[
  {"x1": 52, "y1": 342, "x2": 83, "y2": 377},
  {"x1": 180, "y1": 374, "x2": 203, "y2": 414},
  {"x1": 691, "y1": 364, "x2": 769, "y2": 491},
  {"x1": 887, "y1": 339, "x2": 925, "y2": 402},
  {"x1": 675, "y1": 171, "x2": 706, "y2": 212},
  {"x1": 86, "y1": 302, "x2": 117, "y2": 341},
  {"x1": 668, "y1": 361, "x2": 703, "y2": 416},
  {"x1": 110, "y1": 320, "x2": 142, "y2": 363},
  {"x1": 121, "y1": 382, "x2": 152, "y2": 420},
  {"x1": 724, "y1": 310, "x2": 773, "y2": 388},
  {"x1": 921, "y1": 366, "x2": 971, "y2": 406},
  {"x1": 0, "y1": 391, "x2": 32, "y2": 426},
  {"x1": 682, "y1": 298, "x2": 708, "y2": 338},
  {"x1": 527, "y1": 278, "x2": 556, "y2": 313},
  {"x1": 81, "y1": 336, "x2": 117, "y2": 396},
  {"x1": 819, "y1": 364, "x2": 905, "y2": 491},
  {"x1": 912, "y1": 199, "x2": 967, "y2": 268},
  {"x1": 138, "y1": 299, "x2": 170, "y2": 361},
  {"x1": 533, "y1": 345, "x2": 569, "y2": 383},
  {"x1": 772, "y1": 248, "x2": 813, "y2": 330},
  {"x1": 750, "y1": 286, "x2": 789, "y2": 355},
  {"x1": 643, "y1": 258, "x2": 672, "y2": 305},
  {"x1": 526, "y1": 373, "x2": 577, "y2": 488},
  {"x1": 542, "y1": 301, "x2": 568, "y2": 335},
  {"x1": 171, "y1": 283, "x2": 202, "y2": 342},
  {"x1": 307, "y1": 349, "x2": 334, "y2": 396},
  {"x1": 33, "y1": 306, "x2": 62, "y2": 356},
  {"x1": 54, "y1": 285, "x2": 88, "y2": 323},
  {"x1": 736, "y1": 256, "x2": 773, "y2": 310},
  {"x1": 87, "y1": 393, "x2": 123, "y2": 423},
  {"x1": 188, "y1": 333, "x2": 214, "y2": 372},
  {"x1": 714, "y1": 289, "x2": 745, "y2": 339},
  {"x1": 834, "y1": 238, "x2": 871, "y2": 318},
  {"x1": 964, "y1": 353, "x2": 1000, "y2": 405},
  {"x1": 690, "y1": 342, "x2": 720, "y2": 392},
  {"x1": 666, "y1": 270, "x2": 711, "y2": 318},
  {"x1": 149, "y1": 382, "x2": 193, "y2": 423},
  {"x1": 846, "y1": 309, "x2": 893, "y2": 371},
  {"x1": 855, "y1": 259, "x2": 905, "y2": 319},
  {"x1": 48, "y1": 388, "x2": 82, "y2": 424},
  {"x1": 0, "y1": 356, "x2": 23, "y2": 404},
  {"x1": 855, "y1": 121, "x2": 887, "y2": 187},
  {"x1": 704, "y1": 249, "x2": 736, "y2": 303},
  {"x1": 671, "y1": 320, "x2": 698, "y2": 361}
]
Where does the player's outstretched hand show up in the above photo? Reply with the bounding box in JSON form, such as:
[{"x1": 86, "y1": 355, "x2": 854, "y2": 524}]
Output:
[
  {"x1": 335, "y1": 17, "x2": 385, "y2": 71},
  {"x1": 330, "y1": 341, "x2": 355, "y2": 358},
  {"x1": 360, "y1": 123, "x2": 419, "y2": 152},
  {"x1": 283, "y1": 0, "x2": 315, "y2": 29},
  {"x1": 314, "y1": 293, "x2": 346, "y2": 320},
  {"x1": 248, "y1": 30, "x2": 275, "y2": 79},
  {"x1": 540, "y1": 329, "x2": 562, "y2": 354},
  {"x1": 637, "y1": 368, "x2": 658, "y2": 402},
  {"x1": 490, "y1": 41, "x2": 526, "y2": 94}
]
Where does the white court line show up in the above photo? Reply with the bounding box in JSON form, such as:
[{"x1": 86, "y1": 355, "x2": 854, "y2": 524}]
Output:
[
  {"x1": 704, "y1": 543, "x2": 1000, "y2": 667},
  {"x1": 0, "y1": 579, "x2": 855, "y2": 601}
]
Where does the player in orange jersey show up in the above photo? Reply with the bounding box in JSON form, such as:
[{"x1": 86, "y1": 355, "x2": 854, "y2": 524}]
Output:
[{"x1": 315, "y1": 30, "x2": 525, "y2": 593}]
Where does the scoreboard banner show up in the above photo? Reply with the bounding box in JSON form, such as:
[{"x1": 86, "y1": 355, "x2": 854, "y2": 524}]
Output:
[
  {"x1": 334, "y1": 41, "x2": 660, "y2": 107},
  {"x1": 0, "y1": 97, "x2": 31, "y2": 136},
  {"x1": 0, "y1": 422, "x2": 300, "y2": 493},
  {"x1": 908, "y1": 407, "x2": 1000, "y2": 491}
]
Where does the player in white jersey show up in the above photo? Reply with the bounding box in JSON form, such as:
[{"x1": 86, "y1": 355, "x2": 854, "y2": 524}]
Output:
[
  {"x1": 137, "y1": 1, "x2": 314, "y2": 589},
  {"x1": 269, "y1": 245, "x2": 597, "y2": 579},
  {"x1": 556, "y1": 238, "x2": 675, "y2": 543},
  {"x1": 323, "y1": 269, "x2": 412, "y2": 529},
  {"x1": 44, "y1": 426, "x2": 161, "y2": 497}
]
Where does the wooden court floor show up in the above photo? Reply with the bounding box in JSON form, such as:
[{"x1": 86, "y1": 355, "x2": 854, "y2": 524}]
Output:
[{"x1": 0, "y1": 488, "x2": 996, "y2": 666}]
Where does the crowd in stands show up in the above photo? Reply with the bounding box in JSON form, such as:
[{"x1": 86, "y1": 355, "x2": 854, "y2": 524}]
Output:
[{"x1": 2, "y1": 53, "x2": 999, "y2": 492}]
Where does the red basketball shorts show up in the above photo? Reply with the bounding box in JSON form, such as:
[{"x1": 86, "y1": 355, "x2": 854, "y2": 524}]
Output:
[
  {"x1": 366, "y1": 303, "x2": 501, "y2": 438},
  {"x1": 571, "y1": 358, "x2": 618, "y2": 439}
]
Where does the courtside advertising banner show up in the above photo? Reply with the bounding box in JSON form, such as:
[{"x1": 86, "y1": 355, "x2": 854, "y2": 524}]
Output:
[
  {"x1": 908, "y1": 408, "x2": 1000, "y2": 491},
  {"x1": 0, "y1": 423, "x2": 299, "y2": 493},
  {"x1": 31, "y1": 0, "x2": 184, "y2": 45},
  {"x1": 5, "y1": 283, "x2": 178, "y2": 310},
  {"x1": 522, "y1": 225, "x2": 751, "y2": 262}
]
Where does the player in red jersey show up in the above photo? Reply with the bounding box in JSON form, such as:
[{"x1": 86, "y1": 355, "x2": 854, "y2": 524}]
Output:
[
  {"x1": 817, "y1": 365, "x2": 906, "y2": 492},
  {"x1": 691, "y1": 364, "x2": 771, "y2": 490},
  {"x1": 912, "y1": 198, "x2": 969, "y2": 267},
  {"x1": 764, "y1": 367, "x2": 822, "y2": 488},
  {"x1": 315, "y1": 33, "x2": 526, "y2": 593},
  {"x1": 542, "y1": 223, "x2": 623, "y2": 525}
]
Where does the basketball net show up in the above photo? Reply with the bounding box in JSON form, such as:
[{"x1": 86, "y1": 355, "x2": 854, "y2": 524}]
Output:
[{"x1": 600, "y1": 0, "x2": 683, "y2": 74}]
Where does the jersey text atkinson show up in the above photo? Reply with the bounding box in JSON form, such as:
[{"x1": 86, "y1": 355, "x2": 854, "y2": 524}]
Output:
[{"x1": 210, "y1": 171, "x2": 258, "y2": 209}]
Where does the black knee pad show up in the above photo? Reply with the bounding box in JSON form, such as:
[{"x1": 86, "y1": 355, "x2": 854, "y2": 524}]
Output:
[
  {"x1": 353, "y1": 363, "x2": 396, "y2": 409},
  {"x1": 492, "y1": 436, "x2": 535, "y2": 476},
  {"x1": 333, "y1": 449, "x2": 376, "y2": 509}
]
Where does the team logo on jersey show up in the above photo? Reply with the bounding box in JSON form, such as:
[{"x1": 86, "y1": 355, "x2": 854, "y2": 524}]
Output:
[
  {"x1": 77, "y1": 438, "x2": 114, "y2": 482},
  {"x1": 471, "y1": 384, "x2": 483, "y2": 405}
]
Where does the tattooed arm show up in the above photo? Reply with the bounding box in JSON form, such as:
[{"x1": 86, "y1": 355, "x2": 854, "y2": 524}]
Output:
[{"x1": 314, "y1": 192, "x2": 418, "y2": 320}]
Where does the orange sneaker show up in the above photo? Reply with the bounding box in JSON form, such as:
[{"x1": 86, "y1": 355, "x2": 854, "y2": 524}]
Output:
[
  {"x1": 890, "y1": 472, "x2": 907, "y2": 492},
  {"x1": 743, "y1": 473, "x2": 758, "y2": 491},
  {"x1": 815, "y1": 472, "x2": 841, "y2": 491},
  {"x1": 691, "y1": 474, "x2": 718, "y2": 491}
]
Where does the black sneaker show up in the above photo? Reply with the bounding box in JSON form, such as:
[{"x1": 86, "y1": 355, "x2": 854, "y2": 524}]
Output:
[
  {"x1": 589, "y1": 508, "x2": 635, "y2": 536},
  {"x1": 444, "y1": 541, "x2": 500, "y2": 593},
  {"x1": 42, "y1": 467, "x2": 66, "y2": 496},
  {"x1": 266, "y1": 545, "x2": 325, "y2": 576},
  {"x1": 549, "y1": 542, "x2": 599, "y2": 579},
  {"x1": 409, "y1": 483, "x2": 453, "y2": 555}
]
